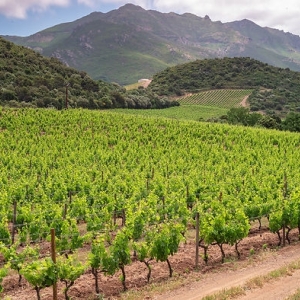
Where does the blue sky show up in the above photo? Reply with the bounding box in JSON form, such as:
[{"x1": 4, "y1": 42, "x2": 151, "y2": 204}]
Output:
[
  {"x1": 1, "y1": 0, "x2": 300, "y2": 37},
  {"x1": 0, "y1": 1, "x2": 116, "y2": 36}
]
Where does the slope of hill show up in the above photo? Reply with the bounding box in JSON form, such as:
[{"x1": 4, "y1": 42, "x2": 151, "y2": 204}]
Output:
[
  {"x1": 0, "y1": 37, "x2": 125, "y2": 109},
  {"x1": 0, "y1": 37, "x2": 176, "y2": 109},
  {"x1": 3, "y1": 4, "x2": 300, "y2": 85},
  {"x1": 148, "y1": 57, "x2": 300, "y2": 115}
]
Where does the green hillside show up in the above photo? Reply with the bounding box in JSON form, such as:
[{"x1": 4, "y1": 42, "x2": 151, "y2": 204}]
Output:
[
  {"x1": 4, "y1": 4, "x2": 300, "y2": 85},
  {"x1": 149, "y1": 57, "x2": 300, "y2": 116},
  {"x1": 0, "y1": 37, "x2": 124, "y2": 109},
  {"x1": 0, "y1": 37, "x2": 177, "y2": 109},
  {"x1": 3, "y1": 32, "x2": 300, "y2": 120}
]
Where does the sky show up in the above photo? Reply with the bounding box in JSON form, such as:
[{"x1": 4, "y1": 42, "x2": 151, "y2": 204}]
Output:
[{"x1": 0, "y1": 0, "x2": 300, "y2": 37}]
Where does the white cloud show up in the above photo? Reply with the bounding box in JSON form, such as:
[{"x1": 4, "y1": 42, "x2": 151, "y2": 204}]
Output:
[
  {"x1": 77, "y1": 0, "x2": 96, "y2": 6},
  {"x1": 77, "y1": 0, "x2": 152, "y2": 9},
  {"x1": 0, "y1": 0, "x2": 70, "y2": 18},
  {"x1": 96, "y1": 0, "x2": 300, "y2": 35},
  {"x1": 151, "y1": 0, "x2": 300, "y2": 34},
  {"x1": 0, "y1": 0, "x2": 300, "y2": 35}
]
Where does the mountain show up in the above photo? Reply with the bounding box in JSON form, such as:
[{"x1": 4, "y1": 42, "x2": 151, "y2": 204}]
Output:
[{"x1": 3, "y1": 3, "x2": 300, "y2": 85}]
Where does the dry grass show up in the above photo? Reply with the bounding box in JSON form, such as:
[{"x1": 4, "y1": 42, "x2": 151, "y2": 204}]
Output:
[
  {"x1": 201, "y1": 259, "x2": 300, "y2": 300},
  {"x1": 286, "y1": 288, "x2": 300, "y2": 300},
  {"x1": 202, "y1": 287, "x2": 246, "y2": 300}
]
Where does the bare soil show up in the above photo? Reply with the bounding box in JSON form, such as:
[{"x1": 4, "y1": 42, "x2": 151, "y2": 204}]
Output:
[
  {"x1": 154, "y1": 235, "x2": 300, "y2": 300},
  {"x1": 239, "y1": 269, "x2": 300, "y2": 300},
  {"x1": 240, "y1": 95, "x2": 249, "y2": 107},
  {"x1": 2, "y1": 224, "x2": 300, "y2": 300},
  {"x1": 140, "y1": 79, "x2": 152, "y2": 88}
]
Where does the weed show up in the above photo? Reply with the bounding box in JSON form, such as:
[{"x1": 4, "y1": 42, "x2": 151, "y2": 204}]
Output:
[{"x1": 202, "y1": 286, "x2": 245, "y2": 300}]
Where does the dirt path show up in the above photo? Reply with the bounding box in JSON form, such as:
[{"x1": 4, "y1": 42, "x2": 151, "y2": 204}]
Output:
[
  {"x1": 239, "y1": 269, "x2": 300, "y2": 300},
  {"x1": 154, "y1": 243, "x2": 300, "y2": 300},
  {"x1": 3, "y1": 228, "x2": 300, "y2": 300},
  {"x1": 140, "y1": 79, "x2": 152, "y2": 88},
  {"x1": 240, "y1": 95, "x2": 249, "y2": 107}
]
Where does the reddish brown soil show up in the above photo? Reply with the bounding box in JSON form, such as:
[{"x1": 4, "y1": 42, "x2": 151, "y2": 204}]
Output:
[{"x1": 2, "y1": 224, "x2": 300, "y2": 300}]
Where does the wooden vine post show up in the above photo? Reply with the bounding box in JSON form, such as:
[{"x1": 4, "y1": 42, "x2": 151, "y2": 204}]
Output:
[
  {"x1": 63, "y1": 203, "x2": 68, "y2": 219},
  {"x1": 122, "y1": 208, "x2": 126, "y2": 226},
  {"x1": 11, "y1": 201, "x2": 17, "y2": 245},
  {"x1": 69, "y1": 190, "x2": 72, "y2": 204},
  {"x1": 282, "y1": 173, "x2": 288, "y2": 247},
  {"x1": 195, "y1": 212, "x2": 200, "y2": 268},
  {"x1": 51, "y1": 228, "x2": 58, "y2": 300}
]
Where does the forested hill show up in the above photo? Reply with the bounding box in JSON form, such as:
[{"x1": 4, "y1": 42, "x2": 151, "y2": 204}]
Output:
[
  {"x1": 0, "y1": 37, "x2": 124, "y2": 109},
  {"x1": 0, "y1": 37, "x2": 176, "y2": 109},
  {"x1": 149, "y1": 57, "x2": 300, "y2": 115}
]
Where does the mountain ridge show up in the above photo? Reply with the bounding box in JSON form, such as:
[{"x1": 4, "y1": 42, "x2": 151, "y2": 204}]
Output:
[{"x1": 3, "y1": 3, "x2": 300, "y2": 84}]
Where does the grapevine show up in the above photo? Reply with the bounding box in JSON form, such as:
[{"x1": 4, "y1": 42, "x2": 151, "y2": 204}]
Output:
[
  {"x1": 0, "y1": 108, "x2": 300, "y2": 297},
  {"x1": 57, "y1": 254, "x2": 86, "y2": 300},
  {"x1": 21, "y1": 258, "x2": 58, "y2": 300}
]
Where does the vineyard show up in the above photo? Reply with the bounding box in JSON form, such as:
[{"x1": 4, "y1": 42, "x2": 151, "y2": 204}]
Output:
[
  {"x1": 0, "y1": 107, "x2": 300, "y2": 299},
  {"x1": 115, "y1": 105, "x2": 230, "y2": 121},
  {"x1": 115, "y1": 89, "x2": 253, "y2": 122},
  {"x1": 178, "y1": 89, "x2": 253, "y2": 108}
]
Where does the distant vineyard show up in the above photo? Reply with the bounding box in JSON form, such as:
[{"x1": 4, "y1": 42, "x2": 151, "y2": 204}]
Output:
[{"x1": 178, "y1": 89, "x2": 253, "y2": 108}]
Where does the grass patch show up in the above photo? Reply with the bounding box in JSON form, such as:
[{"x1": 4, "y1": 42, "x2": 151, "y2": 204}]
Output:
[
  {"x1": 245, "y1": 261, "x2": 300, "y2": 290},
  {"x1": 120, "y1": 274, "x2": 189, "y2": 300},
  {"x1": 115, "y1": 105, "x2": 228, "y2": 121},
  {"x1": 202, "y1": 286, "x2": 245, "y2": 300},
  {"x1": 124, "y1": 82, "x2": 143, "y2": 90}
]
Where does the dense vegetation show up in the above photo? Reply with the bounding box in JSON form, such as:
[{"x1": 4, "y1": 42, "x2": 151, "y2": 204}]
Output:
[
  {"x1": 0, "y1": 37, "x2": 177, "y2": 109},
  {"x1": 221, "y1": 107, "x2": 300, "y2": 132},
  {"x1": 1, "y1": 108, "x2": 300, "y2": 298},
  {"x1": 149, "y1": 57, "x2": 300, "y2": 116}
]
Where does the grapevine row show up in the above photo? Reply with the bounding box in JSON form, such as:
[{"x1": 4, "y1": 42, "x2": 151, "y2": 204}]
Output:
[
  {"x1": 0, "y1": 107, "x2": 300, "y2": 298},
  {"x1": 179, "y1": 89, "x2": 253, "y2": 107}
]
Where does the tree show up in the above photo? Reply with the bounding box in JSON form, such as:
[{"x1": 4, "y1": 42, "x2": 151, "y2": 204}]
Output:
[
  {"x1": 226, "y1": 107, "x2": 250, "y2": 125},
  {"x1": 1, "y1": 89, "x2": 16, "y2": 101},
  {"x1": 258, "y1": 115, "x2": 281, "y2": 129},
  {"x1": 282, "y1": 112, "x2": 300, "y2": 132}
]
